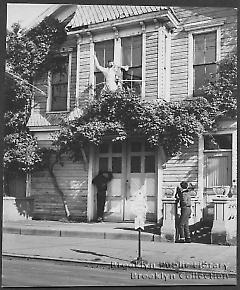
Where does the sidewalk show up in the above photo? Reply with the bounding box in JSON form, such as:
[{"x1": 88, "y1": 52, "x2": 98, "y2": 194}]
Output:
[
  {"x1": 3, "y1": 219, "x2": 160, "y2": 241},
  {"x1": 2, "y1": 220, "x2": 237, "y2": 275}
]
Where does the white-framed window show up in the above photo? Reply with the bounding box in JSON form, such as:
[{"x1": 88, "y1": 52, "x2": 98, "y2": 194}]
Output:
[
  {"x1": 47, "y1": 53, "x2": 72, "y2": 112},
  {"x1": 188, "y1": 26, "x2": 221, "y2": 97},
  {"x1": 193, "y1": 31, "x2": 217, "y2": 96},
  {"x1": 121, "y1": 35, "x2": 142, "y2": 95},
  {"x1": 93, "y1": 33, "x2": 143, "y2": 96},
  {"x1": 94, "y1": 39, "x2": 114, "y2": 93}
]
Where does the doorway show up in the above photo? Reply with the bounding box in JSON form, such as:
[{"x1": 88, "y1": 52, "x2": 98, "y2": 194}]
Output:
[{"x1": 96, "y1": 140, "x2": 157, "y2": 222}]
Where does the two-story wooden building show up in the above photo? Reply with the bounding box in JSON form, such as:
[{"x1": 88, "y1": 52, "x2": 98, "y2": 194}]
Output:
[{"x1": 24, "y1": 5, "x2": 237, "y2": 224}]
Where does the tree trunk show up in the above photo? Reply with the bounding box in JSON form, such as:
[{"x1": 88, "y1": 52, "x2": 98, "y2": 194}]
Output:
[{"x1": 47, "y1": 163, "x2": 71, "y2": 221}]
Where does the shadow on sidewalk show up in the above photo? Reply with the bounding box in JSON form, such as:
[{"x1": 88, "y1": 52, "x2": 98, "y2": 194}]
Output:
[{"x1": 70, "y1": 249, "x2": 130, "y2": 263}]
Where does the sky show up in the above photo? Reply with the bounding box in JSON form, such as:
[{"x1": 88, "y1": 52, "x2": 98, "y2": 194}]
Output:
[{"x1": 7, "y1": 3, "x2": 53, "y2": 29}]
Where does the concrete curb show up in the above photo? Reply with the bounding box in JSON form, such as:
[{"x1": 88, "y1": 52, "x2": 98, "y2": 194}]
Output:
[
  {"x1": 2, "y1": 253, "x2": 236, "y2": 278},
  {"x1": 3, "y1": 226, "x2": 157, "y2": 242}
]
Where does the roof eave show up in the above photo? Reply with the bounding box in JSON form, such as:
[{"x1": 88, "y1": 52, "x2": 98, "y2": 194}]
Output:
[{"x1": 67, "y1": 8, "x2": 179, "y2": 35}]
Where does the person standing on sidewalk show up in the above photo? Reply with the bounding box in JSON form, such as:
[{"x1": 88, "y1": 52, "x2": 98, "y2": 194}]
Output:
[
  {"x1": 175, "y1": 181, "x2": 192, "y2": 243},
  {"x1": 92, "y1": 171, "x2": 113, "y2": 222}
]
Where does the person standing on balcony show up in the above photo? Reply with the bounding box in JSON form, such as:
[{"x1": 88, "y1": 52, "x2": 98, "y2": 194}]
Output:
[
  {"x1": 175, "y1": 181, "x2": 192, "y2": 243},
  {"x1": 94, "y1": 53, "x2": 128, "y2": 93},
  {"x1": 92, "y1": 170, "x2": 113, "y2": 222}
]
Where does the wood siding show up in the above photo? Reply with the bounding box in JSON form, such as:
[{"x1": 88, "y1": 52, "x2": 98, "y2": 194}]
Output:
[
  {"x1": 163, "y1": 141, "x2": 199, "y2": 188},
  {"x1": 78, "y1": 42, "x2": 91, "y2": 107},
  {"x1": 31, "y1": 155, "x2": 88, "y2": 221},
  {"x1": 145, "y1": 31, "x2": 158, "y2": 99},
  {"x1": 170, "y1": 7, "x2": 237, "y2": 102}
]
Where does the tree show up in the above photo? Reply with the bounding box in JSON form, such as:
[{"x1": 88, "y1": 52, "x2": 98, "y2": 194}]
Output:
[
  {"x1": 4, "y1": 18, "x2": 71, "y2": 220},
  {"x1": 202, "y1": 51, "x2": 237, "y2": 119}
]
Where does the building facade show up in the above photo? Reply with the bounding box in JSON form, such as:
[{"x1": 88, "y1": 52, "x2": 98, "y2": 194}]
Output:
[{"x1": 22, "y1": 5, "x2": 237, "y2": 224}]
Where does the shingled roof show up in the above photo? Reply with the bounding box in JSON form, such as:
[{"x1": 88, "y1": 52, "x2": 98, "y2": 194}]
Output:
[{"x1": 67, "y1": 5, "x2": 176, "y2": 30}]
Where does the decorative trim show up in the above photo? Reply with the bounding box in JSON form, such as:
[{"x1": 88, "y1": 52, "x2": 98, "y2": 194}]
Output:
[
  {"x1": 188, "y1": 26, "x2": 221, "y2": 97},
  {"x1": 158, "y1": 23, "x2": 164, "y2": 99},
  {"x1": 164, "y1": 30, "x2": 171, "y2": 101},
  {"x1": 112, "y1": 26, "x2": 119, "y2": 39},
  {"x1": 188, "y1": 32, "x2": 194, "y2": 98},
  {"x1": 28, "y1": 126, "x2": 60, "y2": 132},
  {"x1": 183, "y1": 19, "x2": 225, "y2": 32},
  {"x1": 76, "y1": 34, "x2": 81, "y2": 107},
  {"x1": 88, "y1": 32, "x2": 95, "y2": 98},
  {"x1": 67, "y1": 51, "x2": 72, "y2": 111},
  {"x1": 68, "y1": 11, "x2": 176, "y2": 36},
  {"x1": 114, "y1": 37, "x2": 121, "y2": 67}
]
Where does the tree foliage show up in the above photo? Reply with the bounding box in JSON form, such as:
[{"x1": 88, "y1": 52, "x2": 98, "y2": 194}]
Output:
[
  {"x1": 6, "y1": 17, "x2": 67, "y2": 81},
  {"x1": 202, "y1": 51, "x2": 237, "y2": 119},
  {"x1": 54, "y1": 49, "x2": 237, "y2": 160},
  {"x1": 54, "y1": 89, "x2": 216, "y2": 158},
  {"x1": 4, "y1": 17, "x2": 67, "y2": 173}
]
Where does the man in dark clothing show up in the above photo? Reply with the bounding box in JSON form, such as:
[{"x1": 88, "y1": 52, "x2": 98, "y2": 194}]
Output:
[
  {"x1": 175, "y1": 181, "x2": 192, "y2": 243},
  {"x1": 92, "y1": 171, "x2": 113, "y2": 222}
]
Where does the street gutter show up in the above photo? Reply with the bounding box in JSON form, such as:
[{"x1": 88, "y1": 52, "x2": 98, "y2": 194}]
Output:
[{"x1": 2, "y1": 253, "x2": 236, "y2": 278}]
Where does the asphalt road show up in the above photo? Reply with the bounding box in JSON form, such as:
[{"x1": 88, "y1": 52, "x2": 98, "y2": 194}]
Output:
[{"x1": 2, "y1": 257, "x2": 236, "y2": 286}]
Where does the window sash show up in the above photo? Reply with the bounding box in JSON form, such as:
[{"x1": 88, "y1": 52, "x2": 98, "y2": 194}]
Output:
[
  {"x1": 122, "y1": 35, "x2": 142, "y2": 76},
  {"x1": 194, "y1": 32, "x2": 217, "y2": 65},
  {"x1": 193, "y1": 31, "x2": 217, "y2": 95},
  {"x1": 50, "y1": 57, "x2": 69, "y2": 112}
]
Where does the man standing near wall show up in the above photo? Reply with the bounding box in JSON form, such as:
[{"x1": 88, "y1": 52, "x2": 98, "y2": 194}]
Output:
[{"x1": 92, "y1": 171, "x2": 113, "y2": 222}]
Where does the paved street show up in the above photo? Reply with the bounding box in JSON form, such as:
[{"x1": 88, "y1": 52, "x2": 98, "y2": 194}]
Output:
[
  {"x1": 2, "y1": 257, "x2": 236, "y2": 286},
  {"x1": 2, "y1": 233, "x2": 237, "y2": 273}
]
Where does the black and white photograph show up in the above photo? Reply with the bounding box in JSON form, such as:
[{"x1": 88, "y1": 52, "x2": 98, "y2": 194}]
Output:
[{"x1": 1, "y1": 1, "x2": 237, "y2": 287}]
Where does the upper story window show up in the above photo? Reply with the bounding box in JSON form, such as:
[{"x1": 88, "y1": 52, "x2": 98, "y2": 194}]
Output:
[
  {"x1": 193, "y1": 31, "x2": 217, "y2": 96},
  {"x1": 122, "y1": 35, "x2": 142, "y2": 95},
  {"x1": 95, "y1": 40, "x2": 114, "y2": 92},
  {"x1": 47, "y1": 54, "x2": 70, "y2": 112}
]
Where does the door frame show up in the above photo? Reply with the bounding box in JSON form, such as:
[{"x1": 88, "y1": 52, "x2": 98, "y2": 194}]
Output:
[{"x1": 91, "y1": 139, "x2": 161, "y2": 222}]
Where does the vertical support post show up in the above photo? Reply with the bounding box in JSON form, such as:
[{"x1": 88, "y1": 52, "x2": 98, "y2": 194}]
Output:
[
  {"x1": 161, "y1": 197, "x2": 177, "y2": 242},
  {"x1": 197, "y1": 135, "x2": 204, "y2": 216},
  {"x1": 46, "y1": 71, "x2": 52, "y2": 112},
  {"x1": 75, "y1": 34, "x2": 81, "y2": 107},
  {"x1": 138, "y1": 228, "x2": 141, "y2": 260},
  {"x1": 211, "y1": 197, "x2": 237, "y2": 245},
  {"x1": 157, "y1": 21, "x2": 164, "y2": 99},
  {"x1": 87, "y1": 145, "x2": 95, "y2": 221},
  {"x1": 165, "y1": 31, "x2": 171, "y2": 101},
  {"x1": 232, "y1": 131, "x2": 237, "y2": 182},
  {"x1": 157, "y1": 147, "x2": 164, "y2": 223},
  {"x1": 88, "y1": 32, "x2": 94, "y2": 99},
  {"x1": 188, "y1": 32, "x2": 194, "y2": 97},
  {"x1": 26, "y1": 173, "x2": 31, "y2": 198},
  {"x1": 113, "y1": 27, "x2": 121, "y2": 66},
  {"x1": 67, "y1": 49, "x2": 72, "y2": 111}
]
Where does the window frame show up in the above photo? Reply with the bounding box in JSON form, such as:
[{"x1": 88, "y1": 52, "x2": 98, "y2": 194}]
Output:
[
  {"x1": 93, "y1": 32, "x2": 144, "y2": 97},
  {"x1": 94, "y1": 39, "x2": 115, "y2": 91},
  {"x1": 121, "y1": 34, "x2": 143, "y2": 94},
  {"x1": 47, "y1": 51, "x2": 72, "y2": 113},
  {"x1": 188, "y1": 27, "x2": 221, "y2": 98}
]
